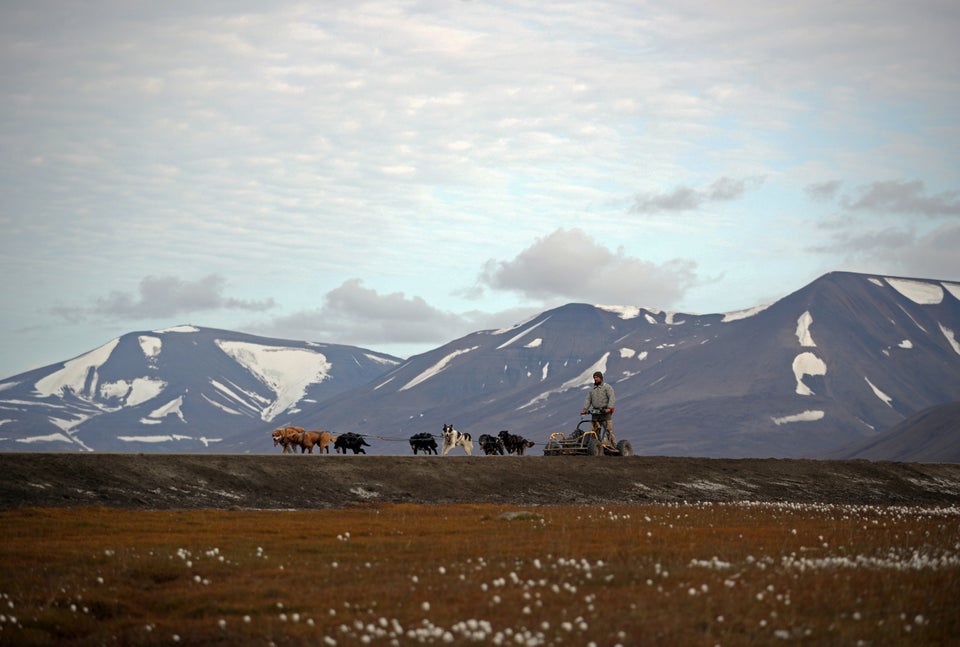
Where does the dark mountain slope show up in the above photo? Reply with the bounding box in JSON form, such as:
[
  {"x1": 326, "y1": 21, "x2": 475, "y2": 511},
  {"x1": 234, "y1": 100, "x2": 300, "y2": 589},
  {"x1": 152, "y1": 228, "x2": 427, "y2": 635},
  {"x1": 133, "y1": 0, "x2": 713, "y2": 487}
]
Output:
[{"x1": 829, "y1": 401, "x2": 960, "y2": 463}]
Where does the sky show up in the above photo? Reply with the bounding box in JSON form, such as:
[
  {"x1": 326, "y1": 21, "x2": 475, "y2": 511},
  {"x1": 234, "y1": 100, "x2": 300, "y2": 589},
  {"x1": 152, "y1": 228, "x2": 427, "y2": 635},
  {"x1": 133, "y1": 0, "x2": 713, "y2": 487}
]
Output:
[{"x1": 2, "y1": 1, "x2": 959, "y2": 378}]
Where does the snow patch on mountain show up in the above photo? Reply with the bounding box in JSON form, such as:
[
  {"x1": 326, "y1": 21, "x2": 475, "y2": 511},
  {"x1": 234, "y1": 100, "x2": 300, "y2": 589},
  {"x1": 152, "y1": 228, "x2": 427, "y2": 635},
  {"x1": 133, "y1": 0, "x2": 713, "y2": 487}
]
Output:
[
  {"x1": 597, "y1": 305, "x2": 641, "y2": 319},
  {"x1": 120, "y1": 434, "x2": 187, "y2": 443},
  {"x1": 771, "y1": 410, "x2": 824, "y2": 425},
  {"x1": 497, "y1": 318, "x2": 547, "y2": 350},
  {"x1": 34, "y1": 338, "x2": 120, "y2": 398},
  {"x1": 15, "y1": 432, "x2": 75, "y2": 444},
  {"x1": 518, "y1": 353, "x2": 609, "y2": 410},
  {"x1": 796, "y1": 311, "x2": 816, "y2": 347},
  {"x1": 722, "y1": 304, "x2": 770, "y2": 322},
  {"x1": 215, "y1": 340, "x2": 332, "y2": 420},
  {"x1": 209, "y1": 379, "x2": 264, "y2": 414},
  {"x1": 793, "y1": 352, "x2": 827, "y2": 396},
  {"x1": 898, "y1": 340, "x2": 913, "y2": 349},
  {"x1": 864, "y1": 377, "x2": 893, "y2": 407},
  {"x1": 138, "y1": 335, "x2": 162, "y2": 361},
  {"x1": 897, "y1": 303, "x2": 928, "y2": 333},
  {"x1": 492, "y1": 313, "x2": 540, "y2": 335},
  {"x1": 117, "y1": 434, "x2": 221, "y2": 446},
  {"x1": 99, "y1": 377, "x2": 166, "y2": 407},
  {"x1": 886, "y1": 278, "x2": 943, "y2": 304},
  {"x1": 525, "y1": 338, "x2": 543, "y2": 349},
  {"x1": 665, "y1": 312, "x2": 686, "y2": 325},
  {"x1": 943, "y1": 282, "x2": 960, "y2": 300},
  {"x1": 400, "y1": 346, "x2": 479, "y2": 391},
  {"x1": 940, "y1": 323, "x2": 960, "y2": 355},
  {"x1": 365, "y1": 353, "x2": 401, "y2": 366},
  {"x1": 202, "y1": 393, "x2": 243, "y2": 416},
  {"x1": 36, "y1": 420, "x2": 92, "y2": 450},
  {"x1": 153, "y1": 325, "x2": 200, "y2": 333},
  {"x1": 141, "y1": 396, "x2": 186, "y2": 424}
]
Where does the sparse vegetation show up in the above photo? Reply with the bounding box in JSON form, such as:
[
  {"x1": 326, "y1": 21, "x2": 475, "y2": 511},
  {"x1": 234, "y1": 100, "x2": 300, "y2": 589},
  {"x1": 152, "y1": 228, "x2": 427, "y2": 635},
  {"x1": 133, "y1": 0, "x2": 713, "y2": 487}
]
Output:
[{"x1": 1, "y1": 502, "x2": 958, "y2": 645}]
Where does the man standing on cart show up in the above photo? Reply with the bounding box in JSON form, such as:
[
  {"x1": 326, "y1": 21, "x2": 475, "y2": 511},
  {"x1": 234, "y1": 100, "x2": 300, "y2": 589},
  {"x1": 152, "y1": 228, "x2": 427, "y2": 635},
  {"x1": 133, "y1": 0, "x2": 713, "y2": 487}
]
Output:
[{"x1": 581, "y1": 371, "x2": 615, "y2": 444}]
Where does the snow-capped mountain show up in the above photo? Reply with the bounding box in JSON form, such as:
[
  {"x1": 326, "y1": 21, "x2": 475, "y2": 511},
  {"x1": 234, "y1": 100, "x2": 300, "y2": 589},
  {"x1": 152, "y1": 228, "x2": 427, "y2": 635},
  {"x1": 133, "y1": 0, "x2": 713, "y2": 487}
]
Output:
[
  {"x1": 3, "y1": 272, "x2": 959, "y2": 458},
  {"x1": 0, "y1": 326, "x2": 401, "y2": 452},
  {"x1": 221, "y1": 271, "x2": 960, "y2": 458}
]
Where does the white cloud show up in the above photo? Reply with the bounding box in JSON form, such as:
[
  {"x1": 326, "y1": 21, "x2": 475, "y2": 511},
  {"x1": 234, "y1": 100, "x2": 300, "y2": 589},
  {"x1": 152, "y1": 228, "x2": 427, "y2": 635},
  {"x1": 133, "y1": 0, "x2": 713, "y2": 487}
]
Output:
[
  {"x1": 842, "y1": 180, "x2": 960, "y2": 216},
  {"x1": 52, "y1": 275, "x2": 275, "y2": 321},
  {"x1": 1, "y1": 1, "x2": 958, "y2": 375},
  {"x1": 477, "y1": 228, "x2": 698, "y2": 306},
  {"x1": 632, "y1": 177, "x2": 765, "y2": 214}
]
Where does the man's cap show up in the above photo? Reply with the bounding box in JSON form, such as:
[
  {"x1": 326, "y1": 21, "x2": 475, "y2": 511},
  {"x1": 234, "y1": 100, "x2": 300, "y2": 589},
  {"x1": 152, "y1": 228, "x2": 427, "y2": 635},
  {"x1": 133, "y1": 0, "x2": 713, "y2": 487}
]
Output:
[{"x1": 593, "y1": 371, "x2": 603, "y2": 379}]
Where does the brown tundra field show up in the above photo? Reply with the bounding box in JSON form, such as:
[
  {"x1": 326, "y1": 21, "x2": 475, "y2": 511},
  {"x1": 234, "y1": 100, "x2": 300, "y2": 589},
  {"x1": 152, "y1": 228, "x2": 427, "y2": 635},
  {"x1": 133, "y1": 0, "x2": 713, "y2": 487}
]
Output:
[{"x1": 1, "y1": 453, "x2": 959, "y2": 646}]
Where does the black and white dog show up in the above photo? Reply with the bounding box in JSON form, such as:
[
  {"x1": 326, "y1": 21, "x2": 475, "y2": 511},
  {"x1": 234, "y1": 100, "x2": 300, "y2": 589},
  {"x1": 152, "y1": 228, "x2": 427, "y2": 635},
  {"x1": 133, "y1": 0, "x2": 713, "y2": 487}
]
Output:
[{"x1": 441, "y1": 423, "x2": 473, "y2": 456}]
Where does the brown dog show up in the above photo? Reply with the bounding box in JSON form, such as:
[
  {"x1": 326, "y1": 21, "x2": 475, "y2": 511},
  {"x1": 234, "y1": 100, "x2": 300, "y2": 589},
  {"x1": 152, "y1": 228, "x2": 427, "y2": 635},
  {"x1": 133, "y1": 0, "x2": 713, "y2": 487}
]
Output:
[
  {"x1": 272, "y1": 426, "x2": 301, "y2": 453},
  {"x1": 300, "y1": 430, "x2": 335, "y2": 454},
  {"x1": 271, "y1": 427, "x2": 335, "y2": 454}
]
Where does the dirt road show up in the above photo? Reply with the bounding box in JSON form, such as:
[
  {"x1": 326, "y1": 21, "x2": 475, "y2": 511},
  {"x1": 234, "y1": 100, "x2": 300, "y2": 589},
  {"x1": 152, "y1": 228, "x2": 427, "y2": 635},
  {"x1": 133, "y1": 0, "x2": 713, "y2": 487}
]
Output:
[{"x1": 2, "y1": 453, "x2": 960, "y2": 509}]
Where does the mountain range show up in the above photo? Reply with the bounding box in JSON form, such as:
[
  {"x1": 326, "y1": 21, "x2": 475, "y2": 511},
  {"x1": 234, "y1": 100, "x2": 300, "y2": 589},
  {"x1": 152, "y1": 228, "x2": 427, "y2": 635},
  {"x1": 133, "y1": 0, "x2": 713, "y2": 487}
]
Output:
[
  {"x1": 1, "y1": 272, "x2": 958, "y2": 460},
  {"x1": 0, "y1": 325, "x2": 400, "y2": 452}
]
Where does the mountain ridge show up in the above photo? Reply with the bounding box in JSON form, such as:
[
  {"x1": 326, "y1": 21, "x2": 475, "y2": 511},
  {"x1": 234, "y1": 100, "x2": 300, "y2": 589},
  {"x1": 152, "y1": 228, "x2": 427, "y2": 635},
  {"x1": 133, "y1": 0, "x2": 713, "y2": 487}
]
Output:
[
  {"x1": 0, "y1": 326, "x2": 401, "y2": 452},
  {"x1": 2, "y1": 271, "x2": 959, "y2": 460}
]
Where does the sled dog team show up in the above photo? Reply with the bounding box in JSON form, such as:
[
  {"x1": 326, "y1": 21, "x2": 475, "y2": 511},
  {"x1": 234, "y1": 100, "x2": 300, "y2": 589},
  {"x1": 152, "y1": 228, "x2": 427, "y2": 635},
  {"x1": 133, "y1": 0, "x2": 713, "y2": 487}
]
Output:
[
  {"x1": 272, "y1": 423, "x2": 534, "y2": 456},
  {"x1": 271, "y1": 426, "x2": 369, "y2": 454}
]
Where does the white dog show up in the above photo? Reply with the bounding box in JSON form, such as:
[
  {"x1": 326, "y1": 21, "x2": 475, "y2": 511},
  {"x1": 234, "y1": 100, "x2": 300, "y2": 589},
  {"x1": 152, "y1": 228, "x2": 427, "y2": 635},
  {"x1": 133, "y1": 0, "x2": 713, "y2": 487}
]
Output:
[{"x1": 441, "y1": 423, "x2": 474, "y2": 456}]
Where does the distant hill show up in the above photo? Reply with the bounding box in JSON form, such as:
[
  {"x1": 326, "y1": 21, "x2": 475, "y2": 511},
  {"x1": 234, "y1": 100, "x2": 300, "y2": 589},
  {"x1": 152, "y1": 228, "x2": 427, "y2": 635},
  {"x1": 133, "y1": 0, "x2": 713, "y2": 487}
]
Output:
[
  {"x1": 2, "y1": 271, "x2": 959, "y2": 459},
  {"x1": 828, "y1": 401, "x2": 960, "y2": 463}
]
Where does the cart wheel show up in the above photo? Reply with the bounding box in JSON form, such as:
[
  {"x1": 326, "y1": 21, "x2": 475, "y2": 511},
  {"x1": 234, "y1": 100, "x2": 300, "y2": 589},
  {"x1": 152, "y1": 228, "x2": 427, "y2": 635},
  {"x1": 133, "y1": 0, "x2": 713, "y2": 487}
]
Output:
[
  {"x1": 543, "y1": 440, "x2": 560, "y2": 456},
  {"x1": 585, "y1": 436, "x2": 601, "y2": 456},
  {"x1": 616, "y1": 439, "x2": 633, "y2": 457}
]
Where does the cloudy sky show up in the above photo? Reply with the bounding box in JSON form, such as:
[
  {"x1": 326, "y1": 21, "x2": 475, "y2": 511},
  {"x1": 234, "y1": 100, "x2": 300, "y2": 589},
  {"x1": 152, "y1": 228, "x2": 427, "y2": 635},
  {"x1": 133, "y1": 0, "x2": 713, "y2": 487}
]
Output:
[{"x1": 2, "y1": 1, "x2": 959, "y2": 378}]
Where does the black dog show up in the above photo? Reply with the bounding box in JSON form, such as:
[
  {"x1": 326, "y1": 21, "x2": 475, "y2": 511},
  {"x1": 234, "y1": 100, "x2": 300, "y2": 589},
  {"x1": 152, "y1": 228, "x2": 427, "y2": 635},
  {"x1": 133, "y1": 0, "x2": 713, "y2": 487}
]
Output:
[
  {"x1": 334, "y1": 432, "x2": 370, "y2": 454},
  {"x1": 478, "y1": 433, "x2": 505, "y2": 455},
  {"x1": 498, "y1": 430, "x2": 535, "y2": 456},
  {"x1": 409, "y1": 432, "x2": 438, "y2": 455}
]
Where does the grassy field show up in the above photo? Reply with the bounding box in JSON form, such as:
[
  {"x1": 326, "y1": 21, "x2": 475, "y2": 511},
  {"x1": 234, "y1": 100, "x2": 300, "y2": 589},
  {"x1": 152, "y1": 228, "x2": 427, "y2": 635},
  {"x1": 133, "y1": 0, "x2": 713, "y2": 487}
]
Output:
[{"x1": 1, "y1": 502, "x2": 958, "y2": 645}]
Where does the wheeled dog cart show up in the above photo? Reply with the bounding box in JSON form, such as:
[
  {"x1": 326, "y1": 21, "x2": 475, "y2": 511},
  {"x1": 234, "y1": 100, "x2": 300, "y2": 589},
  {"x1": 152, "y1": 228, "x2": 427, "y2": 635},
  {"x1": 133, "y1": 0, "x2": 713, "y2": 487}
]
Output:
[{"x1": 543, "y1": 410, "x2": 632, "y2": 456}]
